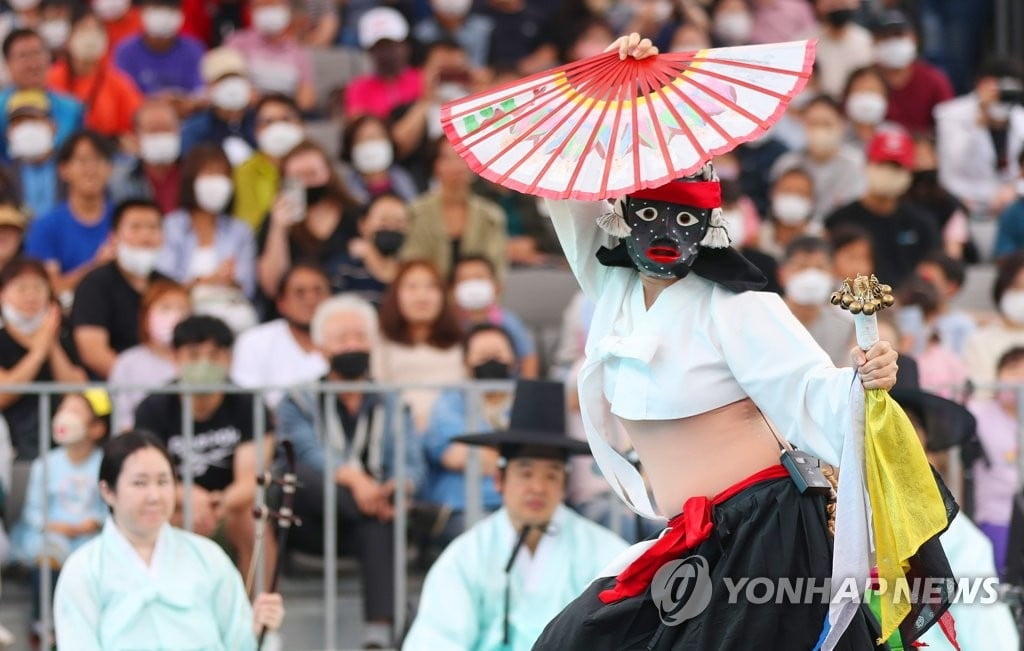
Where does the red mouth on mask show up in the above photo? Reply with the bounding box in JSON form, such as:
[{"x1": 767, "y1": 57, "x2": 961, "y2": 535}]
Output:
[{"x1": 646, "y1": 246, "x2": 680, "y2": 264}]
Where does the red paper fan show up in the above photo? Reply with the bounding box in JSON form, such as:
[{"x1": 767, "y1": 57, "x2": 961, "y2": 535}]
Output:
[{"x1": 441, "y1": 40, "x2": 815, "y2": 201}]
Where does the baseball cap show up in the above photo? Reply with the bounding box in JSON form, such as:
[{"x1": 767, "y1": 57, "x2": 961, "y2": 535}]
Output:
[
  {"x1": 872, "y1": 9, "x2": 912, "y2": 35},
  {"x1": 0, "y1": 204, "x2": 26, "y2": 230},
  {"x1": 867, "y1": 129, "x2": 915, "y2": 169},
  {"x1": 6, "y1": 89, "x2": 51, "y2": 120},
  {"x1": 358, "y1": 7, "x2": 409, "y2": 49},
  {"x1": 201, "y1": 47, "x2": 247, "y2": 84}
]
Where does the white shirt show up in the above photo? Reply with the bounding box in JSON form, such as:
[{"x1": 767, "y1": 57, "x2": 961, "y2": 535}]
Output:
[
  {"x1": 546, "y1": 199, "x2": 857, "y2": 519},
  {"x1": 230, "y1": 319, "x2": 327, "y2": 410},
  {"x1": 814, "y1": 24, "x2": 875, "y2": 99}
]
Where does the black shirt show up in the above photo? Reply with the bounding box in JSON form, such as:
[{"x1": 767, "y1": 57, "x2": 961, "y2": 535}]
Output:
[
  {"x1": 134, "y1": 387, "x2": 269, "y2": 491},
  {"x1": 68, "y1": 262, "x2": 169, "y2": 363},
  {"x1": 0, "y1": 327, "x2": 69, "y2": 459},
  {"x1": 824, "y1": 200, "x2": 940, "y2": 288}
]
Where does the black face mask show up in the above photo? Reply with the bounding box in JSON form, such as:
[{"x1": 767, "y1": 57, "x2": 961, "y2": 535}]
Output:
[
  {"x1": 912, "y1": 169, "x2": 939, "y2": 187},
  {"x1": 373, "y1": 229, "x2": 405, "y2": 256},
  {"x1": 473, "y1": 359, "x2": 511, "y2": 380},
  {"x1": 622, "y1": 197, "x2": 711, "y2": 279},
  {"x1": 825, "y1": 9, "x2": 854, "y2": 28},
  {"x1": 305, "y1": 184, "x2": 330, "y2": 206},
  {"x1": 330, "y1": 351, "x2": 370, "y2": 379}
]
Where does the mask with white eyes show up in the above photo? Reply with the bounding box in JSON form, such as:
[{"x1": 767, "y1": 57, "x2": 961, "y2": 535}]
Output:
[{"x1": 622, "y1": 196, "x2": 711, "y2": 279}]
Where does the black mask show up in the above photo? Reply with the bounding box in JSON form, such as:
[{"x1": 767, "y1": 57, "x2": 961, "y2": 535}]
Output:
[
  {"x1": 825, "y1": 9, "x2": 854, "y2": 28},
  {"x1": 473, "y1": 359, "x2": 511, "y2": 380},
  {"x1": 331, "y1": 351, "x2": 370, "y2": 379},
  {"x1": 622, "y1": 197, "x2": 711, "y2": 279},
  {"x1": 912, "y1": 169, "x2": 939, "y2": 187},
  {"x1": 305, "y1": 184, "x2": 330, "y2": 206},
  {"x1": 373, "y1": 229, "x2": 405, "y2": 256}
]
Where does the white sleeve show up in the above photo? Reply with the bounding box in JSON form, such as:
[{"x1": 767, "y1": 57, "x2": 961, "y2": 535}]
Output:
[
  {"x1": 544, "y1": 199, "x2": 618, "y2": 300},
  {"x1": 710, "y1": 289, "x2": 858, "y2": 466},
  {"x1": 401, "y1": 545, "x2": 481, "y2": 651},
  {"x1": 54, "y1": 550, "x2": 103, "y2": 651},
  {"x1": 229, "y1": 330, "x2": 261, "y2": 388}
]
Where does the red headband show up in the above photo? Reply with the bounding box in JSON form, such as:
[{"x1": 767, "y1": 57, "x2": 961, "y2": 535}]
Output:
[{"x1": 629, "y1": 181, "x2": 722, "y2": 209}]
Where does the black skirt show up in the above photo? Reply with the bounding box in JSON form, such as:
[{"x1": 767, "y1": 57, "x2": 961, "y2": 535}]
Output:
[{"x1": 533, "y1": 476, "x2": 888, "y2": 651}]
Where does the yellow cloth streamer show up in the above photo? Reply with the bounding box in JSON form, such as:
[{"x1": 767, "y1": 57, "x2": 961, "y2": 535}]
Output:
[{"x1": 864, "y1": 389, "x2": 948, "y2": 643}]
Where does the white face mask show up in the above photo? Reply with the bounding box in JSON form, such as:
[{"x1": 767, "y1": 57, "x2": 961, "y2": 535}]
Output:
[
  {"x1": 988, "y1": 102, "x2": 1014, "y2": 124},
  {"x1": 257, "y1": 121, "x2": 303, "y2": 158},
  {"x1": 713, "y1": 11, "x2": 753, "y2": 44},
  {"x1": 845, "y1": 92, "x2": 888, "y2": 126},
  {"x1": 139, "y1": 132, "x2": 181, "y2": 165},
  {"x1": 117, "y1": 243, "x2": 160, "y2": 277},
  {"x1": 93, "y1": 0, "x2": 131, "y2": 21},
  {"x1": 1001, "y1": 289, "x2": 1024, "y2": 326},
  {"x1": 40, "y1": 19, "x2": 71, "y2": 50},
  {"x1": 454, "y1": 278, "x2": 495, "y2": 310},
  {"x1": 2, "y1": 303, "x2": 46, "y2": 334},
  {"x1": 437, "y1": 83, "x2": 469, "y2": 104},
  {"x1": 52, "y1": 410, "x2": 88, "y2": 445},
  {"x1": 9, "y1": 121, "x2": 54, "y2": 161},
  {"x1": 805, "y1": 127, "x2": 843, "y2": 158},
  {"x1": 875, "y1": 37, "x2": 916, "y2": 69},
  {"x1": 772, "y1": 193, "x2": 813, "y2": 225},
  {"x1": 68, "y1": 28, "x2": 109, "y2": 62},
  {"x1": 352, "y1": 139, "x2": 394, "y2": 175},
  {"x1": 721, "y1": 209, "x2": 745, "y2": 246},
  {"x1": 210, "y1": 76, "x2": 252, "y2": 111},
  {"x1": 252, "y1": 5, "x2": 291, "y2": 35},
  {"x1": 433, "y1": 0, "x2": 472, "y2": 17},
  {"x1": 141, "y1": 7, "x2": 184, "y2": 39},
  {"x1": 865, "y1": 164, "x2": 912, "y2": 198},
  {"x1": 785, "y1": 268, "x2": 834, "y2": 307},
  {"x1": 8, "y1": 0, "x2": 40, "y2": 11},
  {"x1": 193, "y1": 174, "x2": 234, "y2": 214}
]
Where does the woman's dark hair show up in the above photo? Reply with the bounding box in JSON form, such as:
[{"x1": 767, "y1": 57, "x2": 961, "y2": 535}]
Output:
[
  {"x1": 840, "y1": 65, "x2": 887, "y2": 105},
  {"x1": 463, "y1": 322, "x2": 517, "y2": 360},
  {"x1": 451, "y1": 254, "x2": 496, "y2": 285},
  {"x1": 803, "y1": 94, "x2": 844, "y2": 118},
  {"x1": 280, "y1": 140, "x2": 360, "y2": 209},
  {"x1": 829, "y1": 224, "x2": 873, "y2": 257},
  {"x1": 0, "y1": 256, "x2": 51, "y2": 292},
  {"x1": 379, "y1": 260, "x2": 462, "y2": 348},
  {"x1": 178, "y1": 144, "x2": 233, "y2": 213},
  {"x1": 423, "y1": 135, "x2": 451, "y2": 179},
  {"x1": 99, "y1": 430, "x2": 175, "y2": 489},
  {"x1": 275, "y1": 261, "x2": 329, "y2": 300},
  {"x1": 339, "y1": 113, "x2": 392, "y2": 164},
  {"x1": 993, "y1": 251, "x2": 1024, "y2": 306},
  {"x1": 998, "y1": 346, "x2": 1024, "y2": 373},
  {"x1": 57, "y1": 129, "x2": 115, "y2": 165},
  {"x1": 171, "y1": 314, "x2": 234, "y2": 350},
  {"x1": 138, "y1": 279, "x2": 189, "y2": 346},
  {"x1": 253, "y1": 92, "x2": 300, "y2": 121}
]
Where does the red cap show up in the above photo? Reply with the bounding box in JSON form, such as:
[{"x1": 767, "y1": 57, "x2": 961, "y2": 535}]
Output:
[{"x1": 867, "y1": 129, "x2": 915, "y2": 169}]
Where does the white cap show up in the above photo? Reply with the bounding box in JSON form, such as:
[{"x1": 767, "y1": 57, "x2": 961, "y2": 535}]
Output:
[{"x1": 358, "y1": 7, "x2": 409, "y2": 49}]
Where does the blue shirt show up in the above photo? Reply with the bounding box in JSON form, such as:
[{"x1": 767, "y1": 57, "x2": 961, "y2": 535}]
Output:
[
  {"x1": 19, "y1": 159, "x2": 59, "y2": 218},
  {"x1": 0, "y1": 88, "x2": 82, "y2": 161},
  {"x1": 995, "y1": 198, "x2": 1024, "y2": 258},
  {"x1": 25, "y1": 202, "x2": 113, "y2": 272},
  {"x1": 113, "y1": 35, "x2": 205, "y2": 95},
  {"x1": 180, "y1": 108, "x2": 257, "y2": 156},
  {"x1": 156, "y1": 209, "x2": 257, "y2": 298}
]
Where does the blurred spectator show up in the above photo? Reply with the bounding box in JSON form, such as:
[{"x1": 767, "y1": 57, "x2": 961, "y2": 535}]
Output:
[
  {"x1": 403, "y1": 137, "x2": 507, "y2": 280},
  {"x1": 564, "y1": 17, "x2": 615, "y2": 61},
  {"x1": 225, "y1": 0, "x2": 316, "y2": 113},
  {"x1": 813, "y1": 0, "x2": 873, "y2": 99},
  {"x1": 414, "y1": 0, "x2": 494, "y2": 68},
  {"x1": 451, "y1": 255, "x2": 538, "y2": 378},
  {"x1": 375, "y1": 260, "x2": 464, "y2": 432},
  {"x1": 46, "y1": 12, "x2": 142, "y2": 139},
  {"x1": 109, "y1": 279, "x2": 189, "y2": 432},
  {"x1": 710, "y1": 0, "x2": 753, "y2": 47},
  {"x1": 825, "y1": 129, "x2": 938, "y2": 288},
  {"x1": 758, "y1": 166, "x2": 819, "y2": 260},
  {"x1": 842, "y1": 66, "x2": 889, "y2": 147},
  {"x1": 769, "y1": 69, "x2": 821, "y2": 152},
  {"x1": 181, "y1": 47, "x2": 256, "y2": 163},
  {"x1": 70, "y1": 199, "x2": 167, "y2": 379},
  {"x1": 481, "y1": 0, "x2": 550, "y2": 71},
  {"x1": 157, "y1": 144, "x2": 257, "y2": 298},
  {"x1": 233, "y1": 93, "x2": 303, "y2": 231},
  {"x1": 3, "y1": 89, "x2": 62, "y2": 218},
  {"x1": 231, "y1": 264, "x2": 329, "y2": 410},
  {"x1": 616, "y1": 0, "x2": 679, "y2": 53},
  {"x1": 108, "y1": 98, "x2": 183, "y2": 214},
  {"x1": 736, "y1": 134, "x2": 790, "y2": 217},
  {"x1": 93, "y1": 0, "x2": 141, "y2": 50},
  {"x1": 829, "y1": 223, "x2": 874, "y2": 280},
  {"x1": 113, "y1": 0, "x2": 204, "y2": 101},
  {"x1": 915, "y1": 254, "x2": 976, "y2": 357},
  {"x1": 995, "y1": 151, "x2": 1024, "y2": 259},
  {"x1": 390, "y1": 39, "x2": 469, "y2": 189},
  {"x1": 338, "y1": 114, "x2": 418, "y2": 204},
  {"x1": 332, "y1": 193, "x2": 408, "y2": 304},
  {"x1": 909, "y1": 136, "x2": 972, "y2": 261},
  {"x1": 0, "y1": 204, "x2": 25, "y2": 269},
  {"x1": 293, "y1": 0, "x2": 339, "y2": 47},
  {"x1": 750, "y1": 0, "x2": 816, "y2": 44},
  {"x1": 871, "y1": 9, "x2": 952, "y2": 134},
  {"x1": 772, "y1": 96, "x2": 864, "y2": 221},
  {"x1": 668, "y1": 19, "x2": 710, "y2": 53},
  {"x1": 25, "y1": 130, "x2": 114, "y2": 295},
  {"x1": 553, "y1": 290, "x2": 594, "y2": 376},
  {"x1": 474, "y1": 177, "x2": 560, "y2": 266},
  {"x1": 10, "y1": 389, "x2": 107, "y2": 642},
  {"x1": 936, "y1": 58, "x2": 1024, "y2": 218},
  {"x1": 257, "y1": 140, "x2": 360, "y2": 298},
  {"x1": 134, "y1": 315, "x2": 273, "y2": 575},
  {"x1": 278, "y1": 294, "x2": 423, "y2": 650},
  {"x1": 780, "y1": 236, "x2": 853, "y2": 367},
  {"x1": 346, "y1": 7, "x2": 421, "y2": 121},
  {"x1": 0, "y1": 28, "x2": 83, "y2": 161},
  {"x1": 899, "y1": 277, "x2": 969, "y2": 396},
  {"x1": 964, "y1": 253, "x2": 1024, "y2": 387},
  {"x1": 0, "y1": 258, "x2": 84, "y2": 459},
  {"x1": 38, "y1": 0, "x2": 71, "y2": 54},
  {"x1": 967, "y1": 346, "x2": 1024, "y2": 575},
  {"x1": 421, "y1": 323, "x2": 516, "y2": 547},
  {"x1": 0, "y1": 2, "x2": 43, "y2": 87}
]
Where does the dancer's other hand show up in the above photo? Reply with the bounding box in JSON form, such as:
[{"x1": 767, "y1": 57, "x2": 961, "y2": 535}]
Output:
[
  {"x1": 851, "y1": 340, "x2": 898, "y2": 391},
  {"x1": 605, "y1": 33, "x2": 659, "y2": 60},
  {"x1": 253, "y1": 592, "x2": 285, "y2": 633}
]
